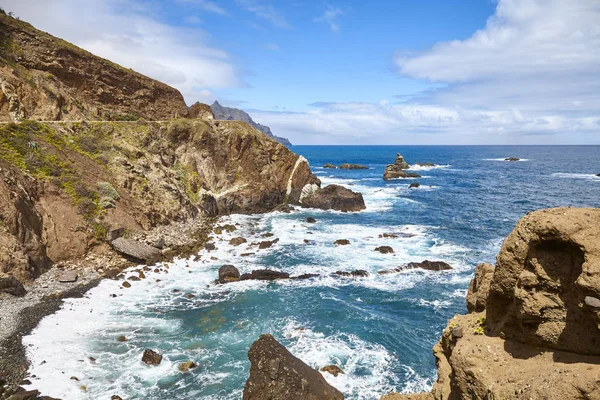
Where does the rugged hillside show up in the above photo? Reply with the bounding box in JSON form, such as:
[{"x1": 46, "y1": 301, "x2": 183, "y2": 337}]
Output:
[
  {"x1": 211, "y1": 101, "x2": 292, "y2": 146},
  {"x1": 0, "y1": 12, "x2": 189, "y2": 122},
  {"x1": 382, "y1": 207, "x2": 600, "y2": 400},
  {"x1": 0, "y1": 118, "x2": 320, "y2": 282}
]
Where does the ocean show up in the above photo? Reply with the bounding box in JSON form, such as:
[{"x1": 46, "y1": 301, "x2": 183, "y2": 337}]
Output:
[{"x1": 22, "y1": 145, "x2": 600, "y2": 399}]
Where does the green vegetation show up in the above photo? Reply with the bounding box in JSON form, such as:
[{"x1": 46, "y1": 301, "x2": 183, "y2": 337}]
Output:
[
  {"x1": 174, "y1": 163, "x2": 201, "y2": 203},
  {"x1": 473, "y1": 316, "x2": 486, "y2": 335},
  {"x1": 113, "y1": 114, "x2": 140, "y2": 122},
  {"x1": 0, "y1": 8, "x2": 5, "y2": 16}
]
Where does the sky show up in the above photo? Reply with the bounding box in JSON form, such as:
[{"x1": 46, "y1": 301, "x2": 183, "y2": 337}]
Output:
[{"x1": 2, "y1": 0, "x2": 600, "y2": 145}]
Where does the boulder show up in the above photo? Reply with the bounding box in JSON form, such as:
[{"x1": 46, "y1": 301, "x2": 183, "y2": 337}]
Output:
[
  {"x1": 339, "y1": 163, "x2": 368, "y2": 170},
  {"x1": 306, "y1": 217, "x2": 317, "y2": 223},
  {"x1": 218, "y1": 265, "x2": 240, "y2": 283},
  {"x1": 214, "y1": 224, "x2": 237, "y2": 234},
  {"x1": 258, "y1": 239, "x2": 279, "y2": 249},
  {"x1": 301, "y1": 184, "x2": 366, "y2": 212},
  {"x1": 320, "y1": 365, "x2": 344, "y2": 377},
  {"x1": 323, "y1": 164, "x2": 337, "y2": 169},
  {"x1": 333, "y1": 239, "x2": 350, "y2": 245},
  {"x1": 504, "y1": 157, "x2": 520, "y2": 161},
  {"x1": 466, "y1": 263, "x2": 494, "y2": 313},
  {"x1": 240, "y1": 269, "x2": 290, "y2": 281},
  {"x1": 0, "y1": 275, "x2": 26, "y2": 297},
  {"x1": 178, "y1": 361, "x2": 198, "y2": 372},
  {"x1": 141, "y1": 349, "x2": 162, "y2": 365},
  {"x1": 57, "y1": 271, "x2": 78, "y2": 283},
  {"x1": 409, "y1": 182, "x2": 420, "y2": 188},
  {"x1": 404, "y1": 260, "x2": 452, "y2": 271},
  {"x1": 111, "y1": 238, "x2": 161, "y2": 263},
  {"x1": 243, "y1": 334, "x2": 344, "y2": 400},
  {"x1": 107, "y1": 227, "x2": 125, "y2": 241},
  {"x1": 486, "y1": 207, "x2": 600, "y2": 355},
  {"x1": 229, "y1": 237, "x2": 247, "y2": 246},
  {"x1": 374, "y1": 246, "x2": 394, "y2": 254},
  {"x1": 205, "y1": 242, "x2": 216, "y2": 251}
]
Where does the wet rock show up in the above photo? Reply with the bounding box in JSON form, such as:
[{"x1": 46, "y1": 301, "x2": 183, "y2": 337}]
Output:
[
  {"x1": 6, "y1": 390, "x2": 42, "y2": 400},
  {"x1": 306, "y1": 217, "x2": 317, "y2": 223},
  {"x1": 214, "y1": 224, "x2": 237, "y2": 234},
  {"x1": 0, "y1": 275, "x2": 26, "y2": 297},
  {"x1": 404, "y1": 260, "x2": 452, "y2": 271},
  {"x1": 339, "y1": 163, "x2": 368, "y2": 170},
  {"x1": 240, "y1": 269, "x2": 290, "y2": 281},
  {"x1": 334, "y1": 270, "x2": 368, "y2": 278},
  {"x1": 205, "y1": 242, "x2": 216, "y2": 251},
  {"x1": 320, "y1": 365, "x2": 345, "y2": 377},
  {"x1": 122, "y1": 281, "x2": 131, "y2": 288},
  {"x1": 323, "y1": 163, "x2": 337, "y2": 169},
  {"x1": 416, "y1": 162, "x2": 436, "y2": 167},
  {"x1": 111, "y1": 238, "x2": 161, "y2": 263},
  {"x1": 241, "y1": 253, "x2": 255, "y2": 257},
  {"x1": 262, "y1": 232, "x2": 275, "y2": 237},
  {"x1": 333, "y1": 239, "x2": 350, "y2": 245},
  {"x1": 409, "y1": 182, "x2": 420, "y2": 188},
  {"x1": 259, "y1": 239, "x2": 279, "y2": 249},
  {"x1": 383, "y1": 169, "x2": 421, "y2": 180},
  {"x1": 117, "y1": 335, "x2": 128, "y2": 342},
  {"x1": 243, "y1": 334, "x2": 344, "y2": 400},
  {"x1": 178, "y1": 361, "x2": 198, "y2": 372},
  {"x1": 142, "y1": 349, "x2": 162, "y2": 365},
  {"x1": 111, "y1": 396, "x2": 123, "y2": 400},
  {"x1": 379, "y1": 233, "x2": 399, "y2": 239},
  {"x1": 229, "y1": 237, "x2": 247, "y2": 246},
  {"x1": 291, "y1": 273, "x2": 320, "y2": 280},
  {"x1": 374, "y1": 246, "x2": 394, "y2": 254},
  {"x1": 301, "y1": 184, "x2": 366, "y2": 212},
  {"x1": 466, "y1": 263, "x2": 494, "y2": 313},
  {"x1": 57, "y1": 271, "x2": 78, "y2": 283},
  {"x1": 218, "y1": 265, "x2": 240, "y2": 284},
  {"x1": 504, "y1": 157, "x2": 520, "y2": 161}
]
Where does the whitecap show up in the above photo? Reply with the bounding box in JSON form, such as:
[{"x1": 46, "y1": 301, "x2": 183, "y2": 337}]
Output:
[{"x1": 551, "y1": 172, "x2": 600, "y2": 181}]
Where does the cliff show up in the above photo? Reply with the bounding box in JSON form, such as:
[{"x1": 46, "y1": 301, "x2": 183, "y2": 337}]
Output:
[
  {"x1": 0, "y1": 12, "x2": 189, "y2": 121},
  {"x1": 382, "y1": 207, "x2": 600, "y2": 400},
  {"x1": 210, "y1": 101, "x2": 292, "y2": 146}
]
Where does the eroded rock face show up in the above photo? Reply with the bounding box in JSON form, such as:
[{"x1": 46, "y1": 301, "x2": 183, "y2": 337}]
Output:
[
  {"x1": 487, "y1": 207, "x2": 600, "y2": 355},
  {"x1": 383, "y1": 154, "x2": 421, "y2": 180},
  {"x1": 301, "y1": 185, "x2": 366, "y2": 212},
  {"x1": 243, "y1": 334, "x2": 344, "y2": 400},
  {"x1": 466, "y1": 262, "x2": 494, "y2": 313}
]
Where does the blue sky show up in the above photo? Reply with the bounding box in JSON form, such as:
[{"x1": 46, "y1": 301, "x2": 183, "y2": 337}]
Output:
[{"x1": 3, "y1": 0, "x2": 600, "y2": 144}]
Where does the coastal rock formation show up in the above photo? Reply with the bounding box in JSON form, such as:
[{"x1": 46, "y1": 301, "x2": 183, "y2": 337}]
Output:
[
  {"x1": 301, "y1": 185, "x2": 366, "y2": 212},
  {"x1": 374, "y1": 246, "x2": 394, "y2": 254},
  {"x1": 505, "y1": 157, "x2": 520, "y2": 161},
  {"x1": 210, "y1": 101, "x2": 292, "y2": 146},
  {"x1": 240, "y1": 269, "x2": 290, "y2": 281},
  {"x1": 339, "y1": 163, "x2": 368, "y2": 170},
  {"x1": 218, "y1": 265, "x2": 240, "y2": 284},
  {"x1": 141, "y1": 349, "x2": 162, "y2": 365},
  {"x1": 323, "y1": 164, "x2": 337, "y2": 169},
  {"x1": 381, "y1": 207, "x2": 600, "y2": 400},
  {"x1": 110, "y1": 238, "x2": 161, "y2": 263},
  {"x1": 416, "y1": 162, "x2": 435, "y2": 167},
  {"x1": 383, "y1": 154, "x2": 421, "y2": 180},
  {"x1": 409, "y1": 182, "x2": 420, "y2": 188},
  {"x1": 243, "y1": 334, "x2": 344, "y2": 400}
]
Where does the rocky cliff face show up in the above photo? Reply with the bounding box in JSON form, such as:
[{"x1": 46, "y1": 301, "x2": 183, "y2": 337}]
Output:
[
  {"x1": 210, "y1": 101, "x2": 292, "y2": 146},
  {"x1": 382, "y1": 207, "x2": 600, "y2": 400},
  {"x1": 0, "y1": 118, "x2": 320, "y2": 281},
  {"x1": 0, "y1": 13, "x2": 189, "y2": 122}
]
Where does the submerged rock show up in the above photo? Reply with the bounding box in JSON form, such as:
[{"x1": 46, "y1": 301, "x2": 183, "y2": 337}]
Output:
[
  {"x1": 141, "y1": 349, "x2": 162, "y2": 365},
  {"x1": 409, "y1": 182, "x2": 420, "y2": 188},
  {"x1": 243, "y1": 334, "x2": 344, "y2": 400},
  {"x1": 374, "y1": 246, "x2": 394, "y2": 254},
  {"x1": 306, "y1": 217, "x2": 317, "y2": 223},
  {"x1": 333, "y1": 239, "x2": 350, "y2": 245},
  {"x1": 178, "y1": 361, "x2": 198, "y2": 372},
  {"x1": 301, "y1": 184, "x2": 366, "y2": 212},
  {"x1": 218, "y1": 265, "x2": 240, "y2": 283}
]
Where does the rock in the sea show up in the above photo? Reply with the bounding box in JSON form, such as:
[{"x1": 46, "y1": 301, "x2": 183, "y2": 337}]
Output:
[
  {"x1": 306, "y1": 217, "x2": 317, "y2": 223},
  {"x1": 258, "y1": 239, "x2": 279, "y2": 249},
  {"x1": 320, "y1": 365, "x2": 345, "y2": 377},
  {"x1": 229, "y1": 237, "x2": 247, "y2": 246},
  {"x1": 218, "y1": 265, "x2": 240, "y2": 284},
  {"x1": 405, "y1": 260, "x2": 452, "y2": 271},
  {"x1": 323, "y1": 164, "x2": 337, "y2": 169},
  {"x1": 409, "y1": 182, "x2": 420, "y2": 188},
  {"x1": 243, "y1": 334, "x2": 344, "y2": 400},
  {"x1": 111, "y1": 238, "x2": 161, "y2": 263},
  {"x1": 291, "y1": 273, "x2": 320, "y2": 280},
  {"x1": 178, "y1": 361, "x2": 198, "y2": 372},
  {"x1": 339, "y1": 163, "x2": 368, "y2": 170},
  {"x1": 240, "y1": 269, "x2": 290, "y2": 281},
  {"x1": 375, "y1": 246, "x2": 394, "y2": 254},
  {"x1": 466, "y1": 263, "x2": 494, "y2": 313},
  {"x1": 301, "y1": 184, "x2": 366, "y2": 212},
  {"x1": 416, "y1": 162, "x2": 436, "y2": 167},
  {"x1": 57, "y1": 271, "x2": 78, "y2": 283},
  {"x1": 504, "y1": 157, "x2": 520, "y2": 161},
  {"x1": 333, "y1": 239, "x2": 350, "y2": 245},
  {"x1": 383, "y1": 153, "x2": 422, "y2": 180},
  {"x1": 487, "y1": 207, "x2": 600, "y2": 355},
  {"x1": 379, "y1": 233, "x2": 399, "y2": 239},
  {"x1": 142, "y1": 349, "x2": 162, "y2": 365},
  {"x1": 334, "y1": 270, "x2": 368, "y2": 278},
  {"x1": 0, "y1": 275, "x2": 26, "y2": 297}
]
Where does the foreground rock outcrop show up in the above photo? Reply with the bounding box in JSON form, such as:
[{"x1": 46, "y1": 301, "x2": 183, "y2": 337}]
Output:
[
  {"x1": 383, "y1": 154, "x2": 421, "y2": 180},
  {"x1": 243, "y1": 334, "x2": 344, "y2": 400},
  {"x1": 301, "y1": 184, "x2": 366, "y2": 212},
  {"x1": 382, "y1": 207, "x2": 600, "y2": 400}
]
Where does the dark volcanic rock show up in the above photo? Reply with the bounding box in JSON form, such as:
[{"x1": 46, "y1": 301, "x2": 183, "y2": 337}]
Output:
[
  {"x1": 405, "y1": 260, "x2": 452, "y2": 271},
  {"x1": 258, "y1": 239, "x2": 279, "y2": 249},
  {"x1": 339, "y1": 163, "x2": 368, "y2": 170},
  {"x1": 416, "y1": 162, "x2": 436, "y2": 167},
  {"x1": 504, "y1": 157, "x2": 520, "y2": 161},
  {"x1": 142, "y1": 349, "x2": 162, "y2": 365},
  {"x1": 323, "y1": 164, "x2": 337, "y2": 169},
  {"x1": 333, "y1": 239, "x2": 350, "y2": 245},
  {"x1": 409, "y1": 182, "x2": 420, "y2": 188},
  {"x1": 306, "y1": 217, "x2": 317, "y2": 223},
  {"x1": 301, "y1": 184, "x2": 366, "y2": 212},
  {"x1": 111, "y1": 238, "x2": 161, "y2": 263},
  {"x1": 0, "y1": 275, "x2": 26, "y2": 296},
  {"x1": 334, "y1": 270, "x2": 369, "y2": 277},
  {"x1": 240, "y1": 269, "x2": 290, "y2": 281},
  {"x1": 291, "y1": 273, "x2": 320, "y2": 280},
  {"x1": 243, "y1": 334, "x2": 344, "y2": 400},
  {"x1": 374, "y1": 246, "x2": 394, "y2": 254},
  {"x1": 383, "y1": 153, "x2": 422, "y2": 180},
  {"x1": 229, "y1": 237, "x2": 247, "y2": 246},
  {"x1": 218, "y1": 265, "x2": 240, "y2": 283}
]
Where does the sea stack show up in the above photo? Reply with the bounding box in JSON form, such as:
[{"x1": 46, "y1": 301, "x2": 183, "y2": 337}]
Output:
[{"x1": 383, "y1": 153, "x2": 421, "y2": 180}]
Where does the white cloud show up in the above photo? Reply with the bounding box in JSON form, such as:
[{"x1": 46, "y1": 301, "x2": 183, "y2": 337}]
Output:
[
  {"x1": 1, "y1": 0, "x2": 242, "y2": 105},
  {"x1": 314, "y1": 6, "x2": 343, "y2": 32},
  {"x1": 177, "y1": 0, "x2": 227, "y2": 15},
  {"x1": 236, "y1": 0, "x2": 291, "y2": 29}
]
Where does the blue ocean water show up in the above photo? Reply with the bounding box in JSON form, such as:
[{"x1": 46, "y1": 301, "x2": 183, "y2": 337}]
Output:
[{"x1": 23, "y1": 146, "x2": 600, "y2": 399}]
